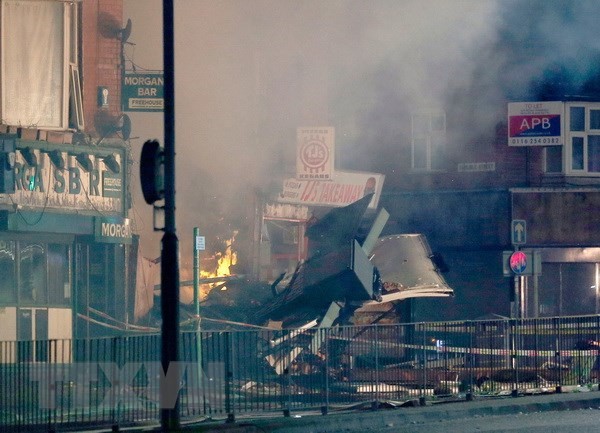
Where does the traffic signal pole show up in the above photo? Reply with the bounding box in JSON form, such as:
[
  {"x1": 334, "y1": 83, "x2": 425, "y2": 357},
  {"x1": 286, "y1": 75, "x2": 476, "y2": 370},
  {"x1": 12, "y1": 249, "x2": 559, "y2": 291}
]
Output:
[{"x1": 160, "y1": 0, "x2": 181, "y2": 430}]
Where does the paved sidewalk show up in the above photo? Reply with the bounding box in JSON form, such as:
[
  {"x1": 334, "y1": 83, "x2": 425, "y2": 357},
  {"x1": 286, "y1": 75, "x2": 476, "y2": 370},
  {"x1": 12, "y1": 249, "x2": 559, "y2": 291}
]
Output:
[{"x1": 100, "y1": 387, "x2": 600, "y2": 432}]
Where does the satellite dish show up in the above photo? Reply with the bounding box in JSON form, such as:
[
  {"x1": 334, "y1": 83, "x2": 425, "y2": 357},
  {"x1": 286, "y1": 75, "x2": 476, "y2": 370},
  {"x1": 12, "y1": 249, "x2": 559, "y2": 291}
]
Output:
[
  {"x1": 118, "y1": 114, "x2": 132, "y2": 140},
  {"x1": 98, "y1": 13, "x2": 132, "y2": 43},
  {"x1": 121, "y1": 18, "x2": 132, "y2": 43},
  {"x1": 94, "y1": 112, "x2": 132, "y2": 141}
]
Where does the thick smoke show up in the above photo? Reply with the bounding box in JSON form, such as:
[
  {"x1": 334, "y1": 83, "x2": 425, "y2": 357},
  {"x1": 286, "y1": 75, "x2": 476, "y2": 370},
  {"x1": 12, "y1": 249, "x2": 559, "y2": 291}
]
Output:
[
  {"x1": 169, "y1": 0, "x2": 499, "y2": 273},
  {"x1": 500, "y1": 0, "x2": 600, "y2": 99},
  {"x1": 126, "y1": 0, "x2": 600, "y2": 275}
]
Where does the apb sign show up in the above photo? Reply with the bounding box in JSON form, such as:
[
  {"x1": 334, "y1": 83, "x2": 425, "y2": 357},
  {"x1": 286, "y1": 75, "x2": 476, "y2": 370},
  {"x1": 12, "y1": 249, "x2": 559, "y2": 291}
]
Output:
[
  {"x1": 122, "y1": 73, "x2": 164, "y2": 112},
  {"x1": 508, "y1": 101, "x2": 563, "y2": 146}
]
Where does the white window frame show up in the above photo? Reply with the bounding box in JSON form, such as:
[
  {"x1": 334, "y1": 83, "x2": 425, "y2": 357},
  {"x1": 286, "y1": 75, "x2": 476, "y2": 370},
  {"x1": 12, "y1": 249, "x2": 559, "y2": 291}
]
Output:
[
  {"x1": 564, "y1": 102, "x2": 600, "y2": 177},
  {"x1": 68, "y1": 0, "x2": 83, "y2": 129},
  {"x1": 0, "y1": 0, "x2": 81, "y2": 130},
  {"x1": 411, "y1": 110, "x2": 446, "y2": 171},
  {"x1": 543, "y1": 145, "x2": 563, "y2": 174}
]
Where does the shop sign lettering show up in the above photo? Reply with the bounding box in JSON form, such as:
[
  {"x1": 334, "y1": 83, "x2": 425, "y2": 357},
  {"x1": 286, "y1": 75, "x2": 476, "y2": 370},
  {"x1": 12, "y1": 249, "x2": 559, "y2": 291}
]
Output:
[
  {"x1": 95, "y1": 217, "x2": 132, "y2": 244},
  {"x1": 0, "y1": 148, "x2": 124, "y2": 214}
]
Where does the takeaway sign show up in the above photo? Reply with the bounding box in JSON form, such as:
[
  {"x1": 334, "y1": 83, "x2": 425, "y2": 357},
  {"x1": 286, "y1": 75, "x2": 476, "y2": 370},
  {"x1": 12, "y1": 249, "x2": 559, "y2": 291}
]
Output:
[
  {"x1": 122, "y1": 73, "x2": 164, "y2": 112},
  {"x1": 508, "y1": 101, "x2": 563, "y2": 146},
  {"x1": 278, "y1": 170, "x2": 385, "y2": 210}
]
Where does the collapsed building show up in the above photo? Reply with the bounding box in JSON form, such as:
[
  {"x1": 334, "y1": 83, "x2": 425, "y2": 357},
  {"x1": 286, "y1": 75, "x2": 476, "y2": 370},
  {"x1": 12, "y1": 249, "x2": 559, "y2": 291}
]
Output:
[
  {"x1": 182, "y1": 193, "x2": 454, "y2": 390},
  {"x1": 255, "y1": 193, "x2": 453, "y2": 327},
  {"x1": 195, "y1": 193, "x2": 453, "y2": 330}
]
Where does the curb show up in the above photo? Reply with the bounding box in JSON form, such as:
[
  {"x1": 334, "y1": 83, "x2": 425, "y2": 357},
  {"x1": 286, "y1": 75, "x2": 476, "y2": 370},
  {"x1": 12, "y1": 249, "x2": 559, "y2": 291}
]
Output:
[
  {"x1": 184, "y1": 391, "x2": 600, "y2": 433},
  {"x1": 83, "y1": 390, "x2": 600, "y2": 432}
]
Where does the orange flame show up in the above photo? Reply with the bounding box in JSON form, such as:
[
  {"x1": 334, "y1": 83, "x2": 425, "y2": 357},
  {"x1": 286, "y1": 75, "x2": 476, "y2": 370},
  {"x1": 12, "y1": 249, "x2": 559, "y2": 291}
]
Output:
[{"x1": 199, "y1": 234, "x2": 238, "y2": 297}]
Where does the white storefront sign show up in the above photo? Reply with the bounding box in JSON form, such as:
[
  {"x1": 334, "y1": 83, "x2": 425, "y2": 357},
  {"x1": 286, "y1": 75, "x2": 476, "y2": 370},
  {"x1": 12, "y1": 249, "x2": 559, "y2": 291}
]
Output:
[
  {"x1": 296, "y1": 127, "x2": 335, "y2": 180},
  {"x1": 279, "y1": 170, "x2": 384, "y2": 210}
]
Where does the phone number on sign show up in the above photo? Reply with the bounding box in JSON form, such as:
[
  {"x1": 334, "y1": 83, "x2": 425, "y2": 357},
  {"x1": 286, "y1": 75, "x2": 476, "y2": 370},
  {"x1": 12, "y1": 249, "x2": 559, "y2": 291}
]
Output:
[{"x1": 510, "y1": 137, "x2": 561, "y2": 145}]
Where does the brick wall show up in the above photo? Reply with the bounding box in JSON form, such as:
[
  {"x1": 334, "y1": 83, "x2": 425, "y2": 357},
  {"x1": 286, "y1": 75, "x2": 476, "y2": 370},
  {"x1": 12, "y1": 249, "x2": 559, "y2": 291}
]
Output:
[
  {"x1": 81, "y1": 0, "x2": 124, "y2": 136},
  {"x1": 382, "y1": 120, "x2": 530, "y2": 192}
]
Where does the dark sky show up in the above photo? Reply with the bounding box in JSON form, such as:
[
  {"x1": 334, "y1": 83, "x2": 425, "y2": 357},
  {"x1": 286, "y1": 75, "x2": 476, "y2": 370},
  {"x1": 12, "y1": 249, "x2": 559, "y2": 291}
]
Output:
[{"x1": 123, "y1": 0, "x2": 600, "y2": 278}]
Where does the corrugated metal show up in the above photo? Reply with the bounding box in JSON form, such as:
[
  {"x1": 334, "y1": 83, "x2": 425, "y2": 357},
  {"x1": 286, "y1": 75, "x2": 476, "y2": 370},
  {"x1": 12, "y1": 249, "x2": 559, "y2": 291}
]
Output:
[{"x1": 371, "y1": 234, "x2": 452, "y2": 295}]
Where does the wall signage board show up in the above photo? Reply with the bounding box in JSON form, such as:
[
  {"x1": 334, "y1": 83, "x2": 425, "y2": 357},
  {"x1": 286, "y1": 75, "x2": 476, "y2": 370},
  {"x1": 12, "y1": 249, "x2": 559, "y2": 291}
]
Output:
[
  {"x1": 457, "y1": 162, "x2": 495, "y2": 172},
  {"x1": 122, "y1": 73, "x2": 164, "y2": 112},
  {"x1": 279, "y1": 170, "x2": 384, "y2": 210},
  {"x1": 0, "y1": 147, "x2": 124, "y2": 214},
  {"x1": 103, "y1": 172, "x2": 123, "y2": 198},
  {"x1": 508, "y1": 101, "x2": 563, "y2": 146},
  {"x1": 296, "y1": 127, "x2": 335, "y2": 180},
  {"x1": 94, "y1": 217, "x2": 132, "y2": 244}
]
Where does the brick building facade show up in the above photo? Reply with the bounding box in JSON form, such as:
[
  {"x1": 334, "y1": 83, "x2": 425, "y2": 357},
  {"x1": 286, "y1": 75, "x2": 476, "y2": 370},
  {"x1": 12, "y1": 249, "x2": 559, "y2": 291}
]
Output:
[
  {"x1": 0, "y1": 0, "x2": 133, "y2": 352},
  {"x1": 374, "y1": 101, "x2": 600, "y2": 322}
]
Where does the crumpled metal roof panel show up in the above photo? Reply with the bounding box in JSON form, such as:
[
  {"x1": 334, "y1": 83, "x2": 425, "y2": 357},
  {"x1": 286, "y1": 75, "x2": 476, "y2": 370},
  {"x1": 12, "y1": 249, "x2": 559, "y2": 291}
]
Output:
[{"x1": 370, "y1": 234, "x2": 454, "y2": 298}]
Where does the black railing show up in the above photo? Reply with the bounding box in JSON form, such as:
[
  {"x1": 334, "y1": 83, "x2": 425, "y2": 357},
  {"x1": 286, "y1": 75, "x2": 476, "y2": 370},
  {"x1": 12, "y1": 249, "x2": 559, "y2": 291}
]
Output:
[{"x1": 2, "y1": 315, "x2": 600, "y2": 432}]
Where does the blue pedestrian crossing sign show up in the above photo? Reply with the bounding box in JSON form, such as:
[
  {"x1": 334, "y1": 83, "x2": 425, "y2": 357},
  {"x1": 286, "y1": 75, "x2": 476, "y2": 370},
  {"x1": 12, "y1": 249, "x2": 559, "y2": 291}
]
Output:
[{"x1": 511, "y1": 219, "x2": 526, "y2": 245}]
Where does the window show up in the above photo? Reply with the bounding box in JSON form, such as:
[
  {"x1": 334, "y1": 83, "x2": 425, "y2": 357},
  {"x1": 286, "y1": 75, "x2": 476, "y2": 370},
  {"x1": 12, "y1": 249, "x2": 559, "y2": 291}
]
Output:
[
  {"x1": 0, "y1": 240, "x2": 16, "y2": 303},
  {"x1": 89, "y1": 244, "x2": 108, "y2": 311},
  {"x1": 19, "y1": 243, "x2": 47, "y2": 305},
  {"x1": 0, "y1": 239, "x2": 71, "y2": 307},
  {"x1": 544, "y1": 146, "x2": 563, "y2": 173},
  {"x1": 539, "y1": 262, "x2": 599, "y2": 316},
  {"x1": 1, "y1": 0, "x2": 81, "y2": 130},
  {"x1": 48, "y1": 243, "x2": 71, "y2": 305},
  {"x1": 572, "y1": 136, "x2": 584, "y2": 170},
  {"x1": 564, "y1": 103, "x2": 600, "y2": 175},
  {"x1": 74, "y1": 242, "x2": 124, "y2": 333},
  {"x1": 282, "y1": 225, "x2": 299, "y2": 245},
  {"x1": 411, "y1": 111, "x2": 446, "y2": 171},
  {"x1": 570, "y1": 106, "x2": 585, "y2": 131}
]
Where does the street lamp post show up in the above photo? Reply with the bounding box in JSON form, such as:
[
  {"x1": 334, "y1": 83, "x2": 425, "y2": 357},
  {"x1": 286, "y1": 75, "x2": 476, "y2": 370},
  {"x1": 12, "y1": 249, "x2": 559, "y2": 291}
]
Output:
[{"x1": 160, "y1": 0, "x2": 180, "y2": 430}]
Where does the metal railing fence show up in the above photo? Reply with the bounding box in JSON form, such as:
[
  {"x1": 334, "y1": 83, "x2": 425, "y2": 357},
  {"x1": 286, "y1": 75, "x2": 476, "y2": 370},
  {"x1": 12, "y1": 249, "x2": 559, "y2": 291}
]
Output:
[{"x1": 2, "y1": 315, "x2": 600, "y2": 431}]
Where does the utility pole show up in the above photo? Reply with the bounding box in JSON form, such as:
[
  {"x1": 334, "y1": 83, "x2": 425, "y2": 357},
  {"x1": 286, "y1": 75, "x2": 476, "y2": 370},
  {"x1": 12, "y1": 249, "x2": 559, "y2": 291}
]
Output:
[
  {"x1": 160, "y1": 0, "x2": 180, "y2": 429},
  {"x1": 139, "y1": 1, "x2": 179, "y2": 429}
]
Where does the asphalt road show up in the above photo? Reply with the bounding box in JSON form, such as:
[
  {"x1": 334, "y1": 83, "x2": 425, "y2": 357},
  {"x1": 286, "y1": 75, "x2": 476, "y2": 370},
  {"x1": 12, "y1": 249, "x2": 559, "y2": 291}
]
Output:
[
  {"x1": 43, "y1": 390, "x2": 600, "y2": 433},
  {"x1": 374, "y1": 407, "x2": 600, "y2": 433},
  {"x1": 223, "y1": 390, "x2": 600, "y2": 433}
]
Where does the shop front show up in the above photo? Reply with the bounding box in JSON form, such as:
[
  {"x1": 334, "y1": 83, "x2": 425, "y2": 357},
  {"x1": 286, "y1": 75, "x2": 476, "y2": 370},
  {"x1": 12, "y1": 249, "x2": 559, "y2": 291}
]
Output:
[
  {"x1": 511, "y1": 188, "x2": 600, "y2": 318},
  {"x1": 0, "y1": 135, "x2": 134, "y2": 358}
]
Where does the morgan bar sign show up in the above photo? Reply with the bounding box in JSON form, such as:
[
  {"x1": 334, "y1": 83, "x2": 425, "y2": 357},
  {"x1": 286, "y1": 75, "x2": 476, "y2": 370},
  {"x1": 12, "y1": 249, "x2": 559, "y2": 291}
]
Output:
[{"x1": 122, "y1": 73, "x2": 164, "y2": 112}]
